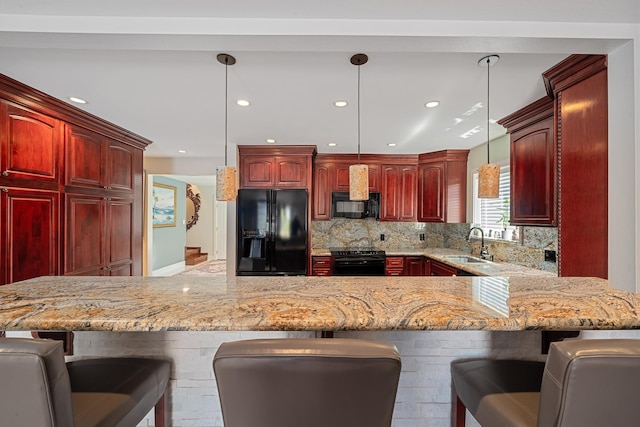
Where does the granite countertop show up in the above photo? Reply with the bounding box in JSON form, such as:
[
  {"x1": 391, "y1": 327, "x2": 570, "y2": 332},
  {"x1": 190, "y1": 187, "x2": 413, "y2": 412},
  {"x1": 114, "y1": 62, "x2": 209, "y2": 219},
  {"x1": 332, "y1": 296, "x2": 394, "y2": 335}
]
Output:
[
  {"x1": 311, "y1": 247, "x2": 553, "y2": 277},
  {"x1": 0, "y1": 275, "x2": 637, "y2": 332}
]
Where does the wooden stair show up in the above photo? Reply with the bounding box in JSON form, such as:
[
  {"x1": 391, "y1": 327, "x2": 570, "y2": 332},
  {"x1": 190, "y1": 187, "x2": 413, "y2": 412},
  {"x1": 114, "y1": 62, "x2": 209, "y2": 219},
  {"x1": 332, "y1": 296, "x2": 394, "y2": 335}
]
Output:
[{"x1": 185, "y1": 246, "x2": 208, "y2": 266}]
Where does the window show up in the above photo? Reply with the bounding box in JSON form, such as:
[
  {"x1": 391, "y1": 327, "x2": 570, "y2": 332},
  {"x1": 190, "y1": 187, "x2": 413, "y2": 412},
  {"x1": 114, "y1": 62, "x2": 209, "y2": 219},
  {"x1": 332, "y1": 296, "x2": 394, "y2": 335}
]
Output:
[{"x1": 472, "y1": 164, "x2": 516, "y2": 240}]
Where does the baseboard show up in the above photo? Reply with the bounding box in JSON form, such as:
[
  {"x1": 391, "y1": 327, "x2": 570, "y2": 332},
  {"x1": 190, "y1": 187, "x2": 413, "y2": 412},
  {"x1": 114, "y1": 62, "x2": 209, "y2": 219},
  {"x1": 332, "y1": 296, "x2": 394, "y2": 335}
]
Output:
[{"x1": 152, "y1": 261, "x2": 186, "y2": 276}]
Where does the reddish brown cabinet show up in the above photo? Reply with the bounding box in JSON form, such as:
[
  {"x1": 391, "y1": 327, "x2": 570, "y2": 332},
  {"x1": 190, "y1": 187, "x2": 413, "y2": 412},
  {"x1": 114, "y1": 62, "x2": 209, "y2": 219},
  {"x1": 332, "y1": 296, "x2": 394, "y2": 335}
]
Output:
[
  {"x1": 0, "y1": 73, "x2": 149, "y2": 286},
  {"x1": 542, "y1": 55, "x2": 608, "y2": 278},
  {"x1": 312, "y1": 163, "x2": 332, "y2": 220},
  {"x1": 0, "y1": 187, "x2": 59, "y2": 284},
  {"x1": 429, "y1": 259, "x2": 458, "y2": 276},
  {"x1": 381, "y1": 164, "x2": 417, "y2": 222},
  {"x1": 239, "y1": 146, "x2": 315, "y2": 189},
  {"x1": 333, "y1": 162, "x2": 380, "y2": 192},
  {"x1": 66, "y1": 125, "x2": 137, "y2": 194},
  {"x1": 311, "y1": 256, "x2": 333, "y2": 276},
  {"x1": 404, "y1": 256, "x2": 427, "y2": 276},
  {"x1": 418, "y1": 150, "x2": 469, "y2": 223},
  {"x1": 498, "y1": 97, "x2": 556, "y2": 226},
  {"x1": 64, "y1": 194, "x2": 134, "y2": 276},
  {"x1": 0, "y1": 101, "x2": 63, "y2": 184},
  {"x1": 385, "y1": 256, "x2": 404, "y2": 276}
]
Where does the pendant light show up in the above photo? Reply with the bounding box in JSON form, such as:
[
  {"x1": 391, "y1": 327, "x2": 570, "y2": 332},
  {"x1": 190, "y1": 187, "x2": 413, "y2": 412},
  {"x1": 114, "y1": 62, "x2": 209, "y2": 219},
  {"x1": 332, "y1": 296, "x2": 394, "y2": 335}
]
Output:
[
  {"x1": 349, "y1": 53, "x2": 369, "y2": 201},
  {"x1": 477, "y1": 54, "x2": 500, "y2": 199},
  {"x1": 215, "y1": 53, "x2": 238, "y2": 202}
]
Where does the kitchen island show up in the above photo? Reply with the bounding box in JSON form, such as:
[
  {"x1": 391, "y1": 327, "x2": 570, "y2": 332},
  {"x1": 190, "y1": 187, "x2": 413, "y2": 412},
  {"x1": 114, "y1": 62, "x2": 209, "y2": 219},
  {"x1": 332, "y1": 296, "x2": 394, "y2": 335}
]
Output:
[
  {"x1": 2, "y1": 275, "x2": 639, "y2": 427},
  {"x1": 0, "y1": 275, "x2": 637, "y2": 331}
]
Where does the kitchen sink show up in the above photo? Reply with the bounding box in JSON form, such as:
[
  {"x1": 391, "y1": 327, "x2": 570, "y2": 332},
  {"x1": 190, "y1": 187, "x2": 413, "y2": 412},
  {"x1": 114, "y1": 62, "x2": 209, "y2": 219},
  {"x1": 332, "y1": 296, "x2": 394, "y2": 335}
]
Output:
[{"x1": 442, "y1": 255, "x2": 488, "y2": 264}]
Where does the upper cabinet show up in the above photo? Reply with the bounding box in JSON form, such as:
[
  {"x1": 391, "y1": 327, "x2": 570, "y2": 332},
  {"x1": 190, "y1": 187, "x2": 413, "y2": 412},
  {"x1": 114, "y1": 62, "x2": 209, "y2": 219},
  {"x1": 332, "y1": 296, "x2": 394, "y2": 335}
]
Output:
[
  {"x1": 498, "y1": 97, "x2": 556, "y2": 226},
  {"x1": 380, "y1": 163, "x2": 417, "y2": 222},
  {"x1": 313, "y1": 152, "x2": 467, "y2": 222},
  {"x1": 542, "y1": 54, "x2": 608, "y2": 279},
  {"x1": 0, "y1": 101, "x2": 63, "y2": 184},
  {"x1": 65, "y1": 125, "x2": 137, "y2": 194},
  {"x1": 417, "y1": 150, "x2": 469, "y2": 223},
  {"x1": 239, "y1": 146, "x2": 316, "y2": 189}
]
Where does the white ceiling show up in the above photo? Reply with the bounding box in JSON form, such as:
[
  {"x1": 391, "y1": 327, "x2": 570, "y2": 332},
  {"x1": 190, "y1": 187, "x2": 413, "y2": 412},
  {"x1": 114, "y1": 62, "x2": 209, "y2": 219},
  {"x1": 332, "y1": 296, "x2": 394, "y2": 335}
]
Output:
[{"x1": 0, "y1": 1, "x2": 638, "y2": 160}]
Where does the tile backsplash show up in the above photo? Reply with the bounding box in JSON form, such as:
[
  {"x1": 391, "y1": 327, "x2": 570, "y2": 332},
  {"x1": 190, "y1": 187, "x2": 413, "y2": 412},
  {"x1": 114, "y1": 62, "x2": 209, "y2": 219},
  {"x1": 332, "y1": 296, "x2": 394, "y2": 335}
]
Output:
[{"x1": 311, "y1": 219, "x2": 558, "y2": 273}]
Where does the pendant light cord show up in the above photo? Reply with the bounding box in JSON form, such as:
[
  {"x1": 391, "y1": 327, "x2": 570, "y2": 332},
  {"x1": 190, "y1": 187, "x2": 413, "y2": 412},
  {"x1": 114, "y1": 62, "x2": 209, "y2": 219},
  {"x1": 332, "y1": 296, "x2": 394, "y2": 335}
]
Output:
[
  {"x1": 487, "y1": 56, "x2": 491, "y2": 164},
  {"x1": 224, "y1": 58, "x2": 229, "y2": 167},
  {"x1": 486, "y1": 56, "x2": 490, "y2": 164},
  {"x1": 357, "y1": 61, "x2": 361, "y2": 164}
]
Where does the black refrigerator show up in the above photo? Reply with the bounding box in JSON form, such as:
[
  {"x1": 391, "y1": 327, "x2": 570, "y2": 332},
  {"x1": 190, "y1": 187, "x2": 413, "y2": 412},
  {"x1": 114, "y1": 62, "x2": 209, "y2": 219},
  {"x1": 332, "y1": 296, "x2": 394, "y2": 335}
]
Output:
[{"x1": 236, "y1": 189, "x2": 308, "y2": 275}]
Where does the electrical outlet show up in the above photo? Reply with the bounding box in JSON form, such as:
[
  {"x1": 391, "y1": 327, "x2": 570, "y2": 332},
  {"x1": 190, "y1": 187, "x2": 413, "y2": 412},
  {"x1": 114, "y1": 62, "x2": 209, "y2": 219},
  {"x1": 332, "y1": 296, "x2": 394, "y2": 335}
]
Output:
[
  {"x1": 544, "y1": 249, "x2": 557, "y2": 263},
  {"x1": 419, "y1": 233, "x2": 425, "y2": 241},
  {"x1": 380, "y1": 234, "x2": 385, "y2": 241}
]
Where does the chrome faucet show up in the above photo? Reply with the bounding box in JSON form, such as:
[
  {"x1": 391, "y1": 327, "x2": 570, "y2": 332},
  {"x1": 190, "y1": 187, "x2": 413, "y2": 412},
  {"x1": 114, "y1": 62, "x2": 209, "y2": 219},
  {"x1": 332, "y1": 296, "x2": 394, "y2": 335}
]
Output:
[{"x1": 467, "y1": 227, "x2": 491, "y2": 260}]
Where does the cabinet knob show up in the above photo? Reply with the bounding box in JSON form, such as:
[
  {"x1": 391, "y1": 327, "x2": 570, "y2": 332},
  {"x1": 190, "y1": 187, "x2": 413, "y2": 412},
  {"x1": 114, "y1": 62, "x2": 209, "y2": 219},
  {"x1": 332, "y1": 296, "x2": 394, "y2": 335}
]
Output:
[
  {"x1": 1, "y1": 187, "x2": 7, "y2": 193},
  {"x1": 2, "y1": 171, "x2": 8, "y2": 176}
]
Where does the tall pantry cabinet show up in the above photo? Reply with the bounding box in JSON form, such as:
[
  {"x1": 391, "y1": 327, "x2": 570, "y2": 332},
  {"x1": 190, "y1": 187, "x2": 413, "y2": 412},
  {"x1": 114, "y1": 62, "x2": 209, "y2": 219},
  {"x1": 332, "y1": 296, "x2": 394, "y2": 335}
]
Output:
[{"x1": 0, "y1": 73, "x2": 150, "y2": 286}]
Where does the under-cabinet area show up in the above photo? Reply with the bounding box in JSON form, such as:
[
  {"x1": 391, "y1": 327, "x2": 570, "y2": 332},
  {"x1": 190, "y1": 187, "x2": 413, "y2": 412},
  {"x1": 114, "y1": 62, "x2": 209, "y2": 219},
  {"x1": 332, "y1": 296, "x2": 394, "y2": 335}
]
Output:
[{"x1": 311, "y1": 249, "x2": 553, "y2": 277}]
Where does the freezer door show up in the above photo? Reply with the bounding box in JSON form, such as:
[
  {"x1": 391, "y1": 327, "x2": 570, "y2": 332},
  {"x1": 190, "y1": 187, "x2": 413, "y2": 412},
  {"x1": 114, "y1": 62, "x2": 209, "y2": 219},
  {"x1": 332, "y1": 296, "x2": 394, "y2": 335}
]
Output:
[
  {"x1": 272, "y1": 189, "x2": 308, "y2": 274},
  {"x1": 236, "y1": 189, "x2": 271, "y2": 274}
]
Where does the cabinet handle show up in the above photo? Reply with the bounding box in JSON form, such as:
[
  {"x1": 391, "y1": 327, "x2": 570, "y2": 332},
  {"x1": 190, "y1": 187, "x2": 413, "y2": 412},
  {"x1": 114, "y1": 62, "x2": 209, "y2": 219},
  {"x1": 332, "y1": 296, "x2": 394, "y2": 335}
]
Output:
[
  {"x1": 2, "y1": 171, "x2": 8, "y2": 176},
  {"x1": 1, "y1": 188, "x2": 7, "y2": 193}
]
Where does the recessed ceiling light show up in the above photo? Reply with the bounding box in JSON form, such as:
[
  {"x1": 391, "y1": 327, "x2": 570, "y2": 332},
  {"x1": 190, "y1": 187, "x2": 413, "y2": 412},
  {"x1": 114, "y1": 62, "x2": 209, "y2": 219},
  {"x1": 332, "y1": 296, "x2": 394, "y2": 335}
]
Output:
[
  {"x1": 425, "y1": 100, "x2": 440, "y2": 108},
  {"x1": 333, "y1": 100, "x2": 348, "y2": 108},
  {"x1": 327, "y1": 142, "x2": 337, "y2": 147},
  {"x1": 177, "y1": 149, "x2": 187, "y2": 154},
  {"x1": 266, "y1": 138, "x2": 276, "y2": 144},
  {"x1": 237, "y1": 99, "x2": 251, "y2": 107},
  {"x1": 69, "y1": 96, "x2": 87, "y2": 104},
  {"x1": 387, "y1": 143, "x2": 397, "y2": 147}
]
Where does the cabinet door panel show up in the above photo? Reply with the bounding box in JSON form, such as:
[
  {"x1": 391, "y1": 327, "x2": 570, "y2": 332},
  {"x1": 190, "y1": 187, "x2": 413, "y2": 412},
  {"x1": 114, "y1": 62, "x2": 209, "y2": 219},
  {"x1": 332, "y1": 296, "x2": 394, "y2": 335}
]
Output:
[
  {"x1": 1, "y1": 188, "x2": 58, "y2": 284},
  {"x1": 66, "y1": 125, "x2": 105, "y2": 189},
  {"x1": 106, "y1": 199, "x2": 133, "y2": 265},
  {"x1": 65, "y1": 195, "x2": 103, "y2": 275},
  {"x1": 419, "y1": 163, "x2": 444, "y2": 222},
  {"x1": 107, "y1": 141, "x2": 134, "y2": 192},
  {"x1": 398, "y1": 166, "x2": 417, "y2": 221},
  {"x1": 1, "y1": 102, "x2": 61, "y2": 183},
  {"x1": 381, "y1": 166, "x2": 399, "y2": 220},
  {"x1": 275, "y1": 157, "x2": 306, "y2": 187},
  {"x1": 510, "y1": 117, "x2": 556, "y2": 225},
  {"x1": 241, "y1": 157, "x2": 273, "y2": 187},
  {"x1": 312, "y1": 164, "x2": 331, "y2": 220}
]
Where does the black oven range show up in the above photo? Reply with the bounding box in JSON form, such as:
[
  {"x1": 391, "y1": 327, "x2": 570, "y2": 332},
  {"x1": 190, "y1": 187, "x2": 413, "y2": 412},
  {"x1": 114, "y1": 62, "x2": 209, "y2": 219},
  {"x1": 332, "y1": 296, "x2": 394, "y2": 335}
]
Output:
[{"x1": 330, "y1": 248, "x2": 386, "y2": 276}]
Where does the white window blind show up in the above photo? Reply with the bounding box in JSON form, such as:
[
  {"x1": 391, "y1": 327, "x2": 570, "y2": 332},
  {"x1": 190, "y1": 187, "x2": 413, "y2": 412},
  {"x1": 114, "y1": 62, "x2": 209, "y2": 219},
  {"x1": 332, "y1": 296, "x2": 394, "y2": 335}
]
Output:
[{"x1": 472, "y1": 165, "x2": 515, "y2": 239}]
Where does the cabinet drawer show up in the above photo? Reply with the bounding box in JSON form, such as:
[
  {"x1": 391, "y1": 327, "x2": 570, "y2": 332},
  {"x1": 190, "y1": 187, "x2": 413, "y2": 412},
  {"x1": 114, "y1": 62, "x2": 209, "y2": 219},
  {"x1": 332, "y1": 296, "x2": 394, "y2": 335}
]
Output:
[{"x1": 312, "y1": 256, "x2": 333, "y2": 276}]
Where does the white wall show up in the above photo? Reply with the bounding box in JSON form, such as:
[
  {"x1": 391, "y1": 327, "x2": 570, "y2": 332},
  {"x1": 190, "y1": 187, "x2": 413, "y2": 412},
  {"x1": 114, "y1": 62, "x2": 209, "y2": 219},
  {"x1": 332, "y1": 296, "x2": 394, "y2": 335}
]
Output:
[
  {"x1": 186, "y1": 184, "x2": 215, "y2": 260},
  {"x1": 608, "y1": 41, "x2": 637, "y2": 292}
]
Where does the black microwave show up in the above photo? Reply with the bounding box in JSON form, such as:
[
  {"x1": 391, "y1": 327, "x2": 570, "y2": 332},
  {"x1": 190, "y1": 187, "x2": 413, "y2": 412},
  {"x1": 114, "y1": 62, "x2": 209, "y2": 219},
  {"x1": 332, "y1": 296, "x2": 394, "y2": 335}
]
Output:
[{"x1": 331, "y1": 192, "x2": 380, "y2": 219}]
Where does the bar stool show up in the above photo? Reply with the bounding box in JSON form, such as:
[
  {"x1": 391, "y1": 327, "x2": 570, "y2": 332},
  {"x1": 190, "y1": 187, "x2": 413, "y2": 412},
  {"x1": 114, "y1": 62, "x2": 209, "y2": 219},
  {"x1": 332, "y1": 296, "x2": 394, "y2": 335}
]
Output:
[
  {"x1": 0, "y1": 337, "x2": 171, "y2": 427},
  {"x1": 450, "y1": 339, "x2": 640, "y2": 427},
  {"x1": 213, "y1": 338, "x2": 401, "y2": 427}
]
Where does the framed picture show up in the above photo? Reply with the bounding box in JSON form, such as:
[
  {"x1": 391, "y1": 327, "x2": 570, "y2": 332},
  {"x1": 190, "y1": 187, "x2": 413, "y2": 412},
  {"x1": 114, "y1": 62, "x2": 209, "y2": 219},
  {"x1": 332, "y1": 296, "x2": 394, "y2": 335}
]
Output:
[{"x1": 152, "y1": 183, "x2": 177, "y2": 227}]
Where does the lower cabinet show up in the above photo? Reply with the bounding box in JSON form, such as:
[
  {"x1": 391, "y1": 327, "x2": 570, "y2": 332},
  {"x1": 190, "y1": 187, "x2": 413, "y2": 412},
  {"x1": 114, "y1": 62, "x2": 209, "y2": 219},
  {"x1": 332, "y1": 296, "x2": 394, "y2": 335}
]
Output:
[
  {"x1": 405, "y1": 256, "x2": 427, "y2": 276},
  {"x1": 0, "y1": 187, "x2": 59, "y2": 284},
  {"x1": 65, "y1": 194, "x2": 134, "y2": 276},
  {"x1": 385, "y1": 257, "x2": 404, "y2": 276},
  {"x1": 311, "y1": 256, "x2": 333, "y2": 276},
  {"x1": 429, "y1": 259, "x2": 458, "y2": 276}
]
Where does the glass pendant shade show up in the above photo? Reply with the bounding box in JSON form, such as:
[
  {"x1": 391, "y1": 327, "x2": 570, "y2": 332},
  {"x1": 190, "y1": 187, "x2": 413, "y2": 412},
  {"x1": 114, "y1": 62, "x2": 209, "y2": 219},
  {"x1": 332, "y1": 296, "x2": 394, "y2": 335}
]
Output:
[
  {"x1": 477, "y1": 163, "x2": 500, "y2": 198},
  {"x1": 216, "y1": 166, "x2": 237, "y2": 201},
  {"x1": 349, "y1": 164, "x2": 369, "y2": 201}
]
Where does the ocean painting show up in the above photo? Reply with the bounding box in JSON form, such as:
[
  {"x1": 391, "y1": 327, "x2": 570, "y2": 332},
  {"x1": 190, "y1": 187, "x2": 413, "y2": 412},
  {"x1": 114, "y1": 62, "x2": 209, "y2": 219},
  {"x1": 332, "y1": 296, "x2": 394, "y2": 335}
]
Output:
[{"x1": 153, "y1": 183, "x2": 177, "y2": 227}]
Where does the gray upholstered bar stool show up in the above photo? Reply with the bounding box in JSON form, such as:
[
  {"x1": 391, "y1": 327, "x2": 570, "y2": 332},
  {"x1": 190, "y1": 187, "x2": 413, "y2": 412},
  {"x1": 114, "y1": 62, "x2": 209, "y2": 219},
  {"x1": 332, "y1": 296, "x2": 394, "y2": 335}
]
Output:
[
  {"x1": 0, "y1": 337, "x2": 171, "y2": 427},
  {"x1": 450, "y1": 339, "x2": 640, "y2": 427},
  {"x1": 213, "y1": 338, "x2": 401, "y2": 427}
]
